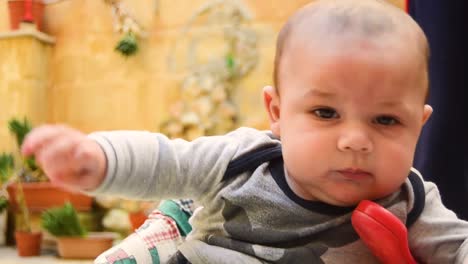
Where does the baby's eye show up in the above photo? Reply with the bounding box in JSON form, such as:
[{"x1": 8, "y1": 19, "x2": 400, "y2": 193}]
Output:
[
  {"x1": 374, "y1": 115, "x2": 399, "y2": 126},
  {"x1": 312, "y1": 108, "x2": 339, "y2": 119}
]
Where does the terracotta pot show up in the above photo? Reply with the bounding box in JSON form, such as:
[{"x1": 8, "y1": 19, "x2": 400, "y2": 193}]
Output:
[
  {"x1": 15, "y1": 231, "x2": 42, "y2": 256},
  {"x1": 8, "y1": 0, "x2": 45, "y2": 31},
  {"x1": 128, "y1": 211, "x2": 147, "y2": 230},
  {"x1": 6, "y1": 182, "x2": 93, "y2": 213},
  {"x1": 57, "y1": 232, "x2": 115, "y2": 259}
]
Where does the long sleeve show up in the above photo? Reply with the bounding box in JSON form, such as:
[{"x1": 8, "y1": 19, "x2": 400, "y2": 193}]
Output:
[
  {"x1": 85, "y1": 128, "x2": 279, "y2": 201},
  {"x1": 409, "y1": 180, "x2": 468, "y2": 264}
]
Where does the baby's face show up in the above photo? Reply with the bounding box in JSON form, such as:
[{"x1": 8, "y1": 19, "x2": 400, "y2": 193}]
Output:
[{"x1": 265, "y1": 37, "x2": 432, "y2": 206}]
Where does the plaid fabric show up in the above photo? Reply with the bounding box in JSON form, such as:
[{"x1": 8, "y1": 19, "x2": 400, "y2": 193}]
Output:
[
  {"x1": 95, "y1": 200, "x2": 193, "y2": 264},
  {"x1": 103, "y1": 248, "x2": 131, "y2": 263},
  {"x1": 140, "y1": 211, "x2": 181, "y2": 247},
  {"x1": 174, "y1": 199, "x2": 196, "y2": 215}
]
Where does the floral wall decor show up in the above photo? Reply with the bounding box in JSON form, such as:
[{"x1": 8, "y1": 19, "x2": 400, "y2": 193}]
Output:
[{"x1": 162, "y1": 0, "x2": 258, "y2": 140}]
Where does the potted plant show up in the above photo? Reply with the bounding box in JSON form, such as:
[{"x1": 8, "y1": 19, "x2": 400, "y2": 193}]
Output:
[
  {"x1": 5, "y1": 118, "x2": 93, "y2": 213},
  {"x1": 2, "y1": 117, "x2": 90, "y2": 257},
  {"x1": 42, "y1": 202, "x2": 115, "y2": 259},
  {"x1": 11, "y1": 178, "x2": 42, "y2": 257},
  {"x1": 0, "y1": 151, "x2": 42, "y2": 256}
]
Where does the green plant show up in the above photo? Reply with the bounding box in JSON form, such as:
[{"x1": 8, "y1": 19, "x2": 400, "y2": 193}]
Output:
[
  {"x1": 41, "y1": 202, "x2": 87, "y2": 237},
  {"x1": 4, "y1": 117, "x2": 46, "y2": 232},
  {"x1": 8, "y1": 117, "x2": 47, "y2": 182},
  {"x1": 14, "y1": 183, "x2": 31, "y2": 232},
  {"x1": 0, "y1": 153, "x2": 14, "y2": 185},
  {"x1": 115, "y1": 32, "x2": 139, "y2": 57},
  {"x1": 8, "y1": 118, "x2": 32, "y2": 151},
  {"x1": 104, "y1": 0, "x2": 145, "y2": 57},
  {"x1": 0, "y1": 197, "x2": 8, "y2": 212},
  {"x1": 0, "y1": 152, "x2": 14, "y2": 214}
]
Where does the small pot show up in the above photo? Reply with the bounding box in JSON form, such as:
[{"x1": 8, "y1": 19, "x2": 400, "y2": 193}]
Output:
[
  {"x1": 57, "y1": 232, "x2": 115, "y2": 259},
  {"x1": 128, "y1": 211, "x2": 147, "y2": 230},
  {"x1": 7, "y1": 0, "x2": 45, "y2": 31},
  {"x1": 6, "y1": 182, "x2": 93, "y2": 213},
  {"x1": 15, "y1": 231, "x2": 42, "y2": 256}
]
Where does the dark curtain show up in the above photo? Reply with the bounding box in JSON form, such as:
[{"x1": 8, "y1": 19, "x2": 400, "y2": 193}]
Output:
[{"x1": 410, "y1": 1, "x2": 467, "y2": 220}]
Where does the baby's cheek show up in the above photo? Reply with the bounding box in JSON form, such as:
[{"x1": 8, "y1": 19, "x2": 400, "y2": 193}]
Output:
[
  {"x1": 375, "y1": 156, "x2": 412, "y2": 193},
  {"x1": 389, "y1": 148, "x2": 413, "y2": 175}
]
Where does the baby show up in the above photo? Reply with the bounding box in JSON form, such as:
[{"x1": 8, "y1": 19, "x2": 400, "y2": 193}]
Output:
[{"x1": 22, "y1": 0, "x2": 468, "y2": 263}]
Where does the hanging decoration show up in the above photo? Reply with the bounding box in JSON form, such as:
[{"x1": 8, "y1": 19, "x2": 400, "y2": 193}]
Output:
[{"x1": 103, "y1": 0, "x2": 147, "y2": 57}]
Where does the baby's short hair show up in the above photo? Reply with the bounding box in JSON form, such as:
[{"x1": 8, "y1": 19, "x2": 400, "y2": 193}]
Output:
[{"x1": 273, "y1": 0, "x2": 430, "y2": 101}]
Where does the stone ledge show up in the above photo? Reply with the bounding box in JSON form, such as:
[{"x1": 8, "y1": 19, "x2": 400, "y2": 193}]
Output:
[
  {"x1": 0, "y1": 246, "x2": 93, "y2": 264},
  {"x1": 0, "y1": 23, "x2": 55, "y2": 45}
]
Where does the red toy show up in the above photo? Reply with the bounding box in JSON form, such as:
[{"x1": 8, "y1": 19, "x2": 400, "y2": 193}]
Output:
[{"x1": 351, "y1": 200, "x2": 418, "y2": 264}]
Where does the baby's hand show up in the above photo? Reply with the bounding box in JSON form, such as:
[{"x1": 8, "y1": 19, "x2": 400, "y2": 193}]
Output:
[{"x1": 21, "y1": 125, "x2": 107, "y2": 192}]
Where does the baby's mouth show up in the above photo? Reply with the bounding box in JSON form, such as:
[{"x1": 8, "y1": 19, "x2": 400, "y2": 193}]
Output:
[{"x1": 336, "y1": 168, "x2": 373, "y2": 181}]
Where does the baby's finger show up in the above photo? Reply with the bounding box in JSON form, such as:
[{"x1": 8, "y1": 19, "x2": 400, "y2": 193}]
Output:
[
  {"x1": 21, "y1": 125, "x2": 70, "y2": 156},
  {"x1": 35, "y1": 134, "x2": 79, "y2": 178}
]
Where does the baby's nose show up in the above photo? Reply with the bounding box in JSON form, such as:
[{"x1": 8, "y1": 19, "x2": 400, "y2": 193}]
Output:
[{"x1": 337, "y1": 129, "x2": 373, "y2": 153}]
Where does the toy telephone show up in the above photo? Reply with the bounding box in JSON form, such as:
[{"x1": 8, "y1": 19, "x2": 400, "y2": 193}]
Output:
[{"x1": 351, "y1": 200, "x2": 418, "y2": 264}]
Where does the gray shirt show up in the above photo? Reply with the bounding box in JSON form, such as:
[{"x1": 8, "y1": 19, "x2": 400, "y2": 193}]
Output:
[{"x1": 88, "y1": 127, "x2": 468, "y2": 264}]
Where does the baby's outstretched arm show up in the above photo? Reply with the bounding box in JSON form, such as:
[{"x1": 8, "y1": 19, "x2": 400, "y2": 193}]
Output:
[{"x1": 21, "y1": 125, "x2": 107, "y2": 192}]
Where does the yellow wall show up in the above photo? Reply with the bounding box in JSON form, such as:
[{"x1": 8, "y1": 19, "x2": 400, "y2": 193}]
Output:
[
  {"x1": 0, "y1": 30, "x2": 53, "y2": 152},
  {"x1": 41, "y1": 0, "x2": 325, "y2": 132},
  {"x1": 0, "y1": 0, "x2": 405, "y2": 152}
]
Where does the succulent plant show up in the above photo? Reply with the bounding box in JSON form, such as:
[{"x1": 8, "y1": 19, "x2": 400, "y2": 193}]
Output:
[
  {"x1": 0, "y1": 153, "x2": 14, "y2": 185},
  {"x1": 115, "y1": 32, "x2": 139, "y2": 57},
  {"x1": 41, "y1": 202, "x2": 87, "y2": 237},
  {"x1": 8, "y1": 118, "x2": 47, "y2": 182}
]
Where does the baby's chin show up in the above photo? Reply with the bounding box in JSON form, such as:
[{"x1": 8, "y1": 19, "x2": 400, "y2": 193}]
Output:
[
  {"x1": 312, "y1": 182, "x2": 402, "y2": 207},
  {"x1": 291, "y1": 185, "x2": 366, "y2": 207}
]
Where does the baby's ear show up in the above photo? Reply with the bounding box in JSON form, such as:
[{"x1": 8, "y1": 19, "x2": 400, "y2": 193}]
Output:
[
  {"x1": 263, "y1": 86, "x2": 281, "y2": 137},
  {"x1": 422, "y1": 104, "x2": 433, "y2": 125}
]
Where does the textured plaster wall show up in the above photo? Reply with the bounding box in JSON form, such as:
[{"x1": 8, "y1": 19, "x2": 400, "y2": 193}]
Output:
[
  {"x1": 40, "y1": 0, "x2": 317, "y2": 132},
  {"x1": 0, "y1": 33, "x2": 52, "y2": 152}
]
